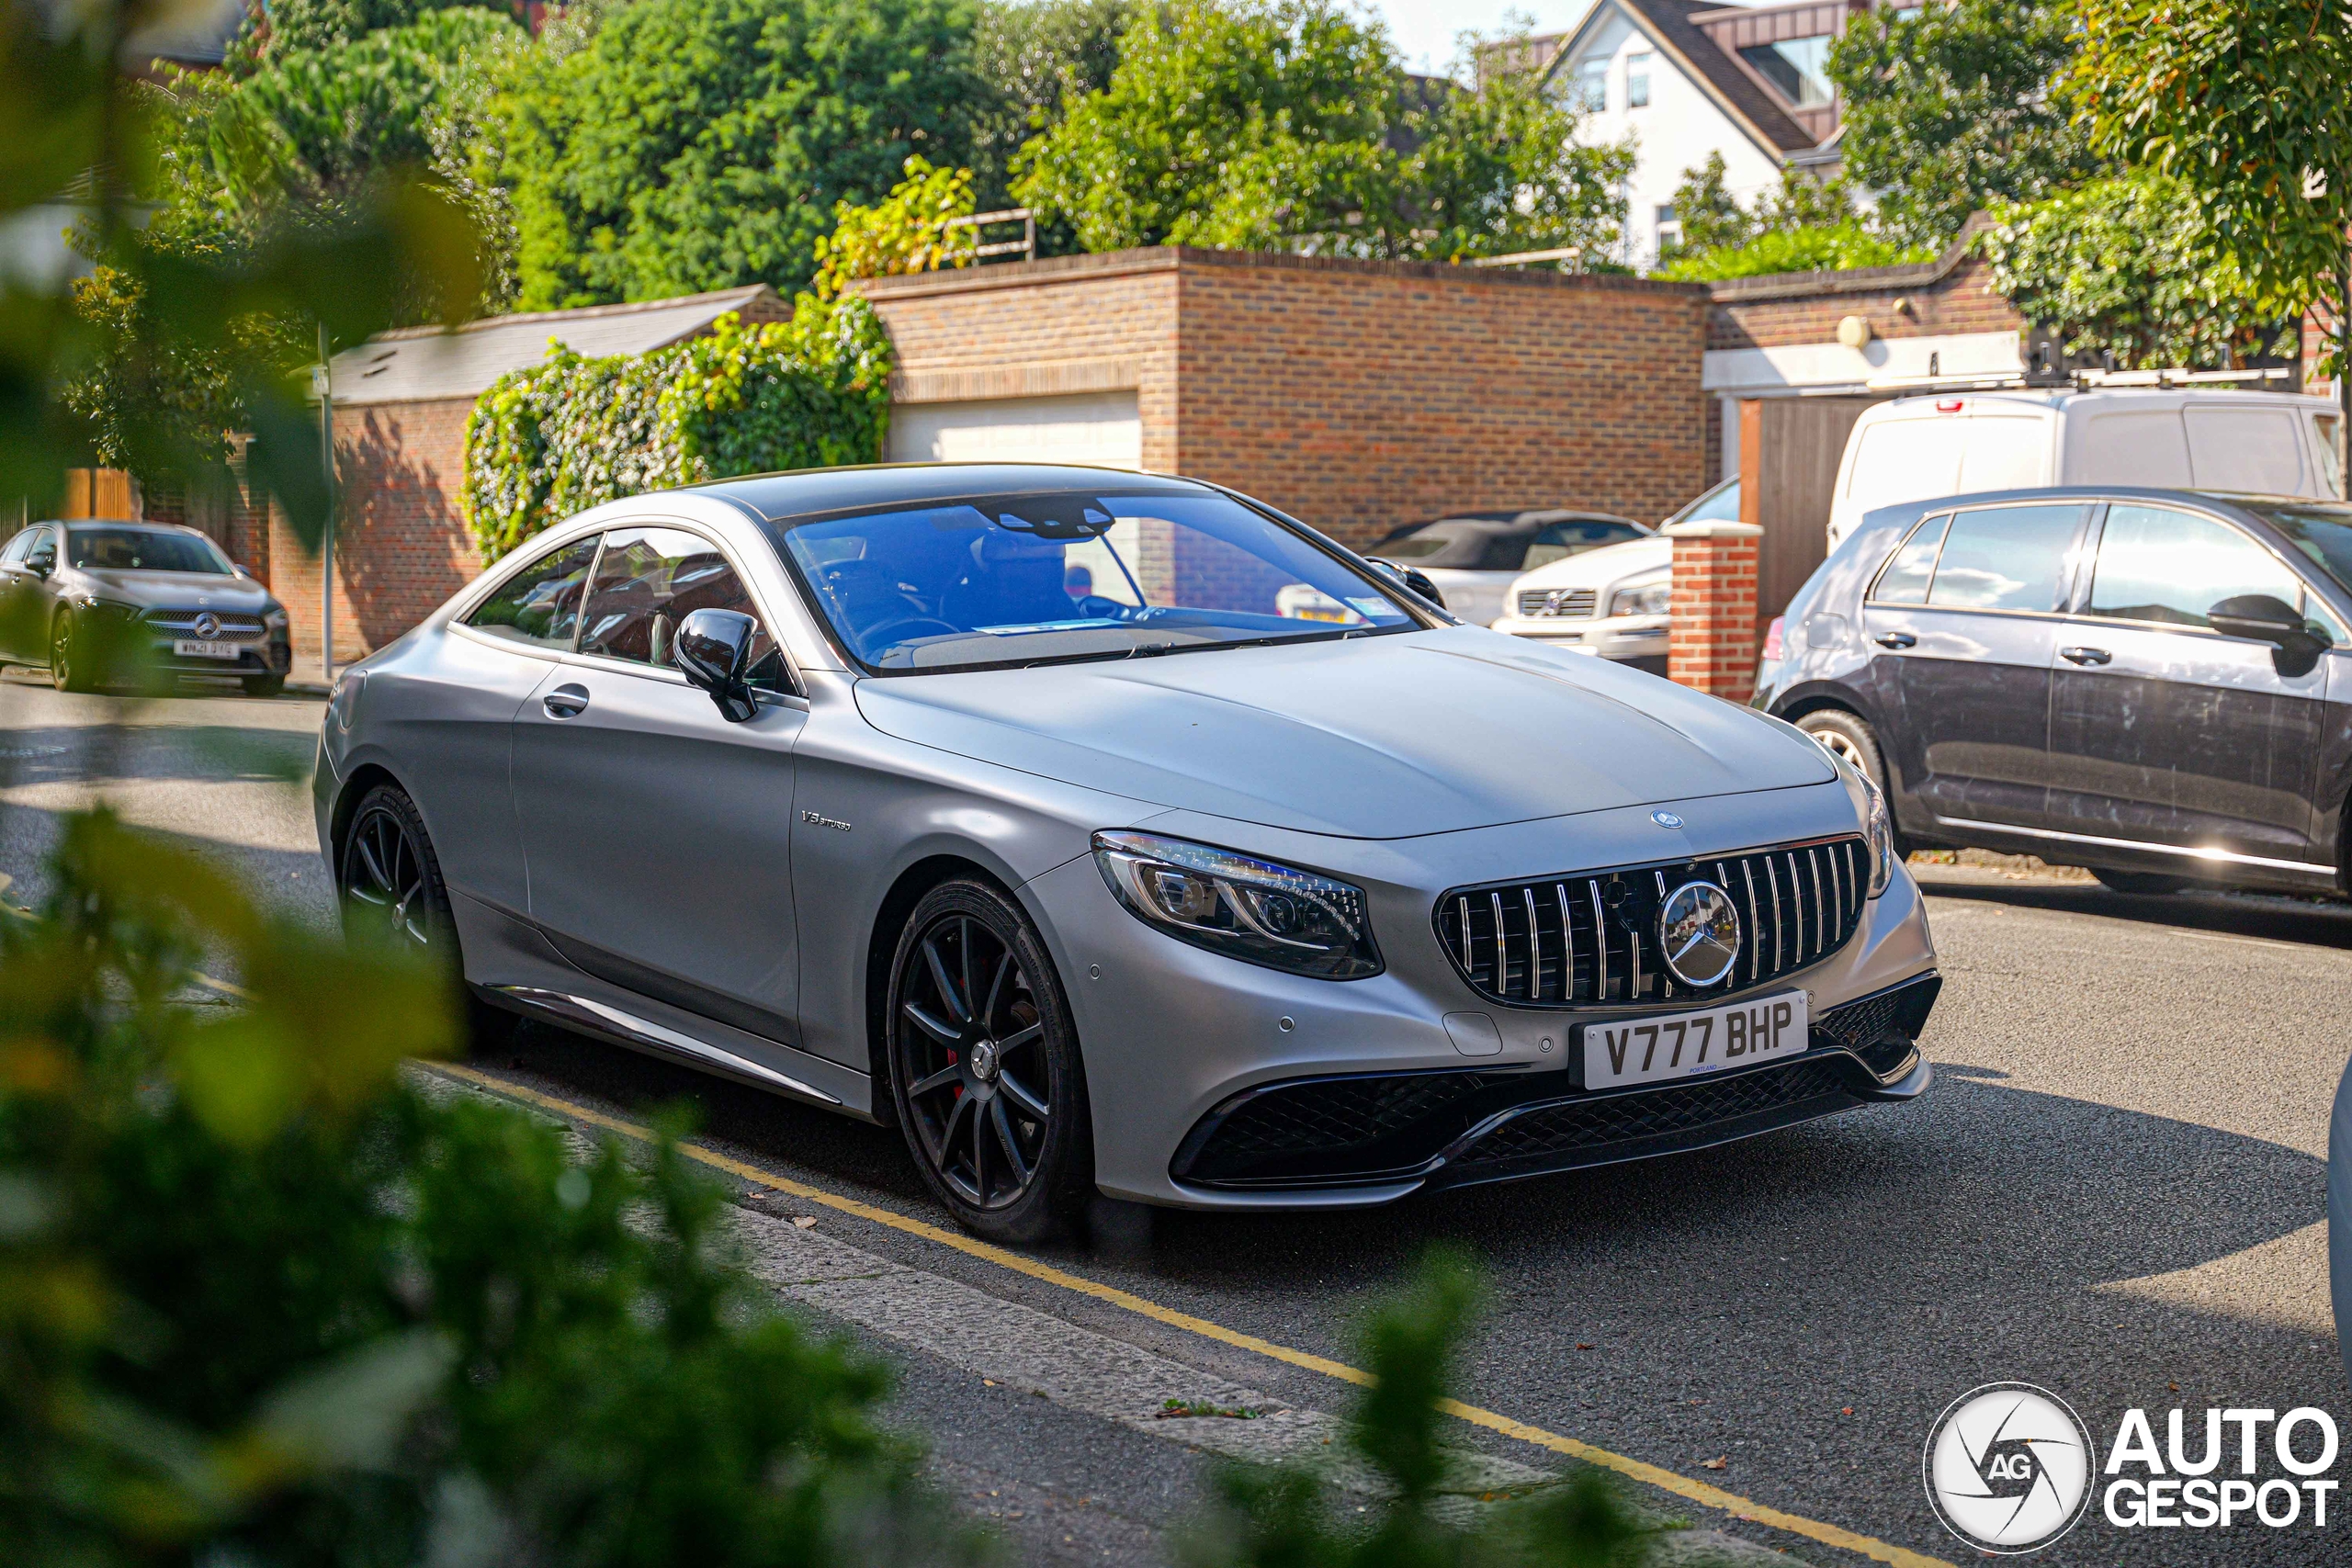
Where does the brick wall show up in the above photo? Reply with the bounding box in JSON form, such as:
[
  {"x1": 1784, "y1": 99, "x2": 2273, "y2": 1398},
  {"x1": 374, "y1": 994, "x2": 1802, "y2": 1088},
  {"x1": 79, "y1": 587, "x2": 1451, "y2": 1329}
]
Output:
[
  {"x1": 1173, "y1": 252, "x2": 1710, "y2": 546},
  {"x1": 1707, "y1": 246, "x2": 2024, "y2": 356},
  {"x1": 865, "y1": 248, "x2": 1712, "y2": 550}
]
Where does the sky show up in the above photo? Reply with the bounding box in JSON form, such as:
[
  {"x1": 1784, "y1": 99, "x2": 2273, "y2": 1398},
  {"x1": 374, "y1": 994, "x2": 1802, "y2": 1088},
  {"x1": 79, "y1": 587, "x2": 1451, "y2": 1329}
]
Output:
[{"x1": 1367, "y1": 1, "x2": 1577, "y2": 77}]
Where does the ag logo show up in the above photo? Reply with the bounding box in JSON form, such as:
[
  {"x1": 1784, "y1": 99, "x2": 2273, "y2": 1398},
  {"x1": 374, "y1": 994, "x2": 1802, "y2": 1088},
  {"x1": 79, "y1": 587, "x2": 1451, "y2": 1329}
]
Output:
[{"x1": 1923, "y1": 1382, "x2": 2096, "y2": 1553}]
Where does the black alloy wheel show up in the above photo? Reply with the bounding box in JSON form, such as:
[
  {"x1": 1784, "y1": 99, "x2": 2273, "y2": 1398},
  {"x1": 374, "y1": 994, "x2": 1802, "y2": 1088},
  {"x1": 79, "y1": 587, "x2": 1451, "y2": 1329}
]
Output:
[
  {"x1": 336, "y1": 782, "x2": 515, "y2": 1051},
  {"x1": 888, "y1": 880, "x2": 1091, "y2": 1242},
  {"x1": 49, "y1": 612, "x2": 90, "y2": 694}
]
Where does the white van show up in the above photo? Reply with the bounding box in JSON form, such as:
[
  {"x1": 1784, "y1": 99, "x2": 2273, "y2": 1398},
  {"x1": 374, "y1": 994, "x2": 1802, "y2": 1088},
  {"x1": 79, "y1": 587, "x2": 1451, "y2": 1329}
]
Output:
[{"x1": 1825, "y1": 389, "x2": 2344, "y2": 549}]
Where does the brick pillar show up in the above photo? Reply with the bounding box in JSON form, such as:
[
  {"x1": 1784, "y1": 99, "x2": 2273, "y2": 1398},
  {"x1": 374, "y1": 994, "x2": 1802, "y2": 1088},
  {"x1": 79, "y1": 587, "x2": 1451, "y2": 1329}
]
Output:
[{"x1": 1665, "y1": 518, "x2": 1763, "y2": 702}]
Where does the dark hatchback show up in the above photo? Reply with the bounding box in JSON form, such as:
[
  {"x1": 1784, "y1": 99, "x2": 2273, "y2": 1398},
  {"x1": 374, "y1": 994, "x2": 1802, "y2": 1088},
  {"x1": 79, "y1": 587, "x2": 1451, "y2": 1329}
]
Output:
[{"x1": 1756, "y1": 487, "x2": 2352, "y2": 896}]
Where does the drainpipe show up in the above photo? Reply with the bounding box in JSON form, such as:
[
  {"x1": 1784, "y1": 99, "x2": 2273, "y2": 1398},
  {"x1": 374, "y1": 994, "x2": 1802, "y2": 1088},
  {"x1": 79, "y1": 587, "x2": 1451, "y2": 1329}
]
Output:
[{"x1": 316, "y1": 323, "x2": 335, "y2": 686}]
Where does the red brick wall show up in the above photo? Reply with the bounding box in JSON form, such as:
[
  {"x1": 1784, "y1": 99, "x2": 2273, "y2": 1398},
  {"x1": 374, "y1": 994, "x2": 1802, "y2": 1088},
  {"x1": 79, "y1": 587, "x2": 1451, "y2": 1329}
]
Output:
[
  {"x1": 258, "y1": 395, "x2": 481, "y2": 668},
  {"x1": 1667, "y1": 525, "x2": 1761, "y2": 702},
  {"x1": 1172, "y1": 253, "x2": 1710, "y2": 546},
  {"x1": 1708, "y1": 251, "x2": 2023, "y2": 355}
]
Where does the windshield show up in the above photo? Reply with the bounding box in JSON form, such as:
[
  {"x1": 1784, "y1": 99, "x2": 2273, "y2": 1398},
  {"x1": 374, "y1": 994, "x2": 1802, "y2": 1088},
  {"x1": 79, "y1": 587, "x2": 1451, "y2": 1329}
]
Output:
[
  {"x1": 67, "y1": 526, "x2": 232, "y2": 574},
  {"x1": 761, "y1": 489, "x2": 1419, "y2": 673},
  {"x1": 1374, "y1": 520, "x2": 1527, "y2": 569},
  {"x1": 2244, "y1": 502, "x2": 2352, "y2": 600},
  {"x1": 1668, "y1": 478, "x2": 1740, "y2": 525}
]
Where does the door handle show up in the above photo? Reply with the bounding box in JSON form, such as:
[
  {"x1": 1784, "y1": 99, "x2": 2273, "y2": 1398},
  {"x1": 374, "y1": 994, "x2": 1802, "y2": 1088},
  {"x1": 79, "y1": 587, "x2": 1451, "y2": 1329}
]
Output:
[
  {"x1": 1873, "y1": 631, "x2": 1916, "y2": 649},
  {"x1": 2059, "y1": 646, "x2": 2112, "y2": 667},
  {"x1": 542, "y1": 682, "x2": 590, "y2": 718}
]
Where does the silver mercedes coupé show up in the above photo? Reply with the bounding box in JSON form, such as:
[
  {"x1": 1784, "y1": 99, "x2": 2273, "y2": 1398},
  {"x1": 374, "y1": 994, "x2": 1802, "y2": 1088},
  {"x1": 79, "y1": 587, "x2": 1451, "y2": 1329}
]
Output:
[{"x1": 316, "y1": 464, "x2": 1940, "y2": 1240}]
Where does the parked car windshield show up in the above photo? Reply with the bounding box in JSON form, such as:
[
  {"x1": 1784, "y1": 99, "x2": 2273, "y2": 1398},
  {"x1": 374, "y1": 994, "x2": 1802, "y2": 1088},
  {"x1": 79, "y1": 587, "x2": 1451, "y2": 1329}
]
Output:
[
  {"x1": 1668, "y1": 478, "x2": 1740, "y2": 525},
  {"x1": 66, "y1": 525, "x2": 232, "y2": 574},
  {"x1": 763, "y1": 490, "x2": 1419, "y2": 673},
  {"x1": 2242, "y1": 502, "x2": 2352, "y2": 601}
]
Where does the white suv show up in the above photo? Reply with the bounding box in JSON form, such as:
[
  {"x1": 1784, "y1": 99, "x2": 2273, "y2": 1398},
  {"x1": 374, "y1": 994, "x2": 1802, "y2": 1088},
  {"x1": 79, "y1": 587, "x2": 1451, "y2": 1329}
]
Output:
[{"x1": 1488, "y1": 479, "x2": 1741, "y2": 671}]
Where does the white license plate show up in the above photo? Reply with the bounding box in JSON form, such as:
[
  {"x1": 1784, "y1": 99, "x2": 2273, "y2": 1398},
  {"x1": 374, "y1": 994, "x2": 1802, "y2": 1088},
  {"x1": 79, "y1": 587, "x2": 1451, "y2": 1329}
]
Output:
[
  {"x1": 1580, "y1": 990, "x2": 1808, "y2": 1089},
  {"x1": 173, "y1": 639, "x2": 241, "y2": 660}
]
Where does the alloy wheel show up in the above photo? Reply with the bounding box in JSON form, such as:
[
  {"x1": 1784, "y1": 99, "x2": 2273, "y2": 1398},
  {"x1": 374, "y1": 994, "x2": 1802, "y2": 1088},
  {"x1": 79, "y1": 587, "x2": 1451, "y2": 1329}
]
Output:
[
  {"x1": 894, "y1": 912, "x2": 1052, "y2": 1212},
  {"x1": 341, "y1": 802, "x2": 434, "y2": 949},
  {"x1": 48, "y1": 615, "x2": 71, "y2": 692},
  {"x1": 1809, "y1": 728, "x2": 1867, "y2": 771}
]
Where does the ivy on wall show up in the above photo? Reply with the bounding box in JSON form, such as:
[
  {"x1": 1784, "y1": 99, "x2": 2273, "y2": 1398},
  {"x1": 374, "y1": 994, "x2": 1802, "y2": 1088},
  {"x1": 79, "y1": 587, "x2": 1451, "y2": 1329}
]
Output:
[{"x1": 460, "y1": 295, "x2": 893, "y2": 561}]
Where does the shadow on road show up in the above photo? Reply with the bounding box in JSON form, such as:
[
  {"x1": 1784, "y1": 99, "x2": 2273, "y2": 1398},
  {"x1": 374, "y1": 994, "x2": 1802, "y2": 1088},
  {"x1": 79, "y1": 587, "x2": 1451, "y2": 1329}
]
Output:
[{"x1": 1917, "y1": 870, "x2": 2352, "y2": 950}]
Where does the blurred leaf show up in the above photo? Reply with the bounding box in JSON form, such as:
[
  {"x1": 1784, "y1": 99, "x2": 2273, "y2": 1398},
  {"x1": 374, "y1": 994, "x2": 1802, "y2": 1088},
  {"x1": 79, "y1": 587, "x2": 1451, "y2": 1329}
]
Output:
[{"x1": 250, "y1": 1326, "x2": 456, "y2": 1474}]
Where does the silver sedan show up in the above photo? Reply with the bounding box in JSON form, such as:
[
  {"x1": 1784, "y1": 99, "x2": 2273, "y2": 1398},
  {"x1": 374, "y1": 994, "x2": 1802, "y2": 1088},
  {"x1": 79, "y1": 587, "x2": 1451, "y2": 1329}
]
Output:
[{"x1": 316, "y1": 465, "x2": 1939, "y2": 1240}]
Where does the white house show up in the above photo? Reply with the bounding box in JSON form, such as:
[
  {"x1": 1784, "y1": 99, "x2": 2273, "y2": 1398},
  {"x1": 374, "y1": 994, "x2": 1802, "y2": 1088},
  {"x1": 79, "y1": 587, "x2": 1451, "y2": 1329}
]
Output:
[{"x1": 1491, "y1": 0, "x2": 1868, "y2": 270}]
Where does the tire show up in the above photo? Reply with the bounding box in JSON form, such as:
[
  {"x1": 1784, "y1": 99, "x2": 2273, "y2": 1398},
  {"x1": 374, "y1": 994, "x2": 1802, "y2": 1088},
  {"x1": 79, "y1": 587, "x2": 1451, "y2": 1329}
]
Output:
[
  {"x1": 2091, "y1": 866, "x2": 2188, "y2": 896},
  {"x1": 336, "y1": 782, "x2": 513, "y2": 1054},
  {"x1": 243, "y1": 674, "x2": 286, "y2": 697},
  {"x1": 49, "y1": 612, "x2": 92, "y2": 694},
  {"x1": 886, "y1": 878, "x2": 1093, "y2": 1243}
]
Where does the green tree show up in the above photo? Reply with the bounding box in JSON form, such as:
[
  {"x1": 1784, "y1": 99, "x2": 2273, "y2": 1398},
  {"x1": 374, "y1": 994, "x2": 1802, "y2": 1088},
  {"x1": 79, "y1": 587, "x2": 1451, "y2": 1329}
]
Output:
[
  {"x1": 1827, "y1": 0, "x2": 2107, "y2": 249},
  {"x1": 1655, "y1": 221, "x2": 1928, "y2": 282},
  {"x1": 2071, "y1": 0, "x2": 2352, "y2": 416},
  {"x1": 1661, "y1": 152, "x2": 1749, "y2": 258},
  {"x1": 496, "y1": 0, "x2": 985, "y2": 309},
  {"x1": 1013, "y1": 2, "x2": 1629, "y2": 261},
  {"x1": 812, "y1": 155, "x2": 980, "y2": 299},
  {"x1": 970, "y1": 0, "x2": 1133, "y2": 214},
  {"x1": 230, "y1": 0, "x2": 524, "y2": 66}
]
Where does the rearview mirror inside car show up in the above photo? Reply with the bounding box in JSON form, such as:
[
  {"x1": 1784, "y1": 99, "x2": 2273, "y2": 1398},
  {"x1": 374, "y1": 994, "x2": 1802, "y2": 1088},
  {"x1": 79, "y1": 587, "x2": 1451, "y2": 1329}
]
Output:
[
  {"x1": 2208, "y1": 593, "x2": 2326, "y2": 678},
  {"x1": 674, "y1": 608, "x2": 759, "y2": 722}
]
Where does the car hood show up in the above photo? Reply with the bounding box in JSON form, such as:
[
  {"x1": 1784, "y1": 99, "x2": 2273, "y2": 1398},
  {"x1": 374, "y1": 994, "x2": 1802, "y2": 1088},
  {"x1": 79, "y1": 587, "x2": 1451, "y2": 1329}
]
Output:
[
  {"x1": 852, "y1": 626, "x2": 1833, "y2": 839},
  {"x1": 1508, "y1": 536, "x2": 1671, "y2": 593},
  {"x1": 67, "y1": 568, "x2": 276, "y2": 610}
]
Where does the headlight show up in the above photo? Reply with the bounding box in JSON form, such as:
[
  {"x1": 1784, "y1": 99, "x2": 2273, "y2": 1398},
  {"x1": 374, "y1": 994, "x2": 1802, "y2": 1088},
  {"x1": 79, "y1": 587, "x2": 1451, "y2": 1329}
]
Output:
[
  {"x1": 1091, "y1": 830, "x2": 1383, "y2": 979},
  {"x1": 1608, "y1": 579, "x2": 1672, "y2": 618},
  {"x1": 1854, "y1": 766, "x2": 1894, "y2": 897},
  {"x1": 265, "y1": 606, "x2": 288, "y2": 632}
]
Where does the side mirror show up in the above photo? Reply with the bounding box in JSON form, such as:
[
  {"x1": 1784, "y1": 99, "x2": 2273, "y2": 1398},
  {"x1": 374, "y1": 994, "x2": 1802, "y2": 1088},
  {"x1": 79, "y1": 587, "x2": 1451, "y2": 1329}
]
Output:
[
  {"x1": 674, "y1": 608, "x2": 760, "y2": 722},
  {"x1": 1366, "y1": 557, "x2": 1446, "y2": 610},
  {"x1": 26, "y1": 554, "x2": 51, "y2": 579},
  {"x1": 2208, "y1": 592, "x2": 2326, "y2": 678}
]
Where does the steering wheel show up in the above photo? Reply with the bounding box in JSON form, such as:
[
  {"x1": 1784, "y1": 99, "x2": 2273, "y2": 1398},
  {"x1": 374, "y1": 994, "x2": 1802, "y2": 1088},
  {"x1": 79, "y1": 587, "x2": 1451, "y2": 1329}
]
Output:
[{"x1": 860, "y1": 615, "x2": 962, "y2": 646}]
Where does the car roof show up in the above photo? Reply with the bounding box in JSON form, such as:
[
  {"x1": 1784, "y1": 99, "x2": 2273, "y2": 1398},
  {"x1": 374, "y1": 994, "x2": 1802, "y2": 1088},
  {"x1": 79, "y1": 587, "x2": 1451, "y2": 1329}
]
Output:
[
  {"x1": 1381, "y1": 510, "x2": 1645, "y2": 538},
  {"x1": 57, "y1": 518, "x2": 205, "y2": 532},
  {"x1": 1869, "y1": 387, "x2": 2325, "y2": 416},
  {"x1": 692, "y1": 463, "x2": 1214, "y2": 523},
  {"x1": 1853, "y1": 483, "x2": 2352, "y2": 538}
]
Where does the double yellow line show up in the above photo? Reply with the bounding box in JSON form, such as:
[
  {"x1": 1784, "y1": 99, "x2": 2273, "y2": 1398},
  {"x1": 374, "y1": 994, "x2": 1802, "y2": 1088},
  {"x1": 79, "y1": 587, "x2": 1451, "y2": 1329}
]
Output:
[{"x1": 428, "y1": 1059, "x2": 1954, "y2": 1568}]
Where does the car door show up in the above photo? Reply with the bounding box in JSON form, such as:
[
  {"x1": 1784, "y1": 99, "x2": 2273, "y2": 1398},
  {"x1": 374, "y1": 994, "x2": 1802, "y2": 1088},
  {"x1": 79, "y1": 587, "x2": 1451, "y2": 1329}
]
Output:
[
  {"x1": 1860, "y1": 502, "x2": 2090, "y2": 831},
  {"x1": 2046, "y1": 501, "x2": 2327, "y2": 864},
  {"x1": 0, "y1": 525, "x2": 42, "y2": 659},
  {"x1": 507, "y1": 523, "x2": 809, "y2": 1045}
]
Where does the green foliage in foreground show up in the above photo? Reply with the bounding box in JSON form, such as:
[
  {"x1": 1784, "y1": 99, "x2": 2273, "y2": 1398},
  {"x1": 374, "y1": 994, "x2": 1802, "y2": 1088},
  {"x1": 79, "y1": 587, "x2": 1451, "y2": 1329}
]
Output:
[
  {"x1": 0, "y1": 810, "x2": 973, "y2": 1568},
  {"x1": 1974, "y1": 171, "x2": 2297, "y2": 370},
  {"x1": 1182, "y1": 1252, "x2": 1659, "y2": 1568},
  {"x1": 460, "y1": 296, "x2": 892, "y2": 560},
  {"x1": 1654, "y1": 222, "x2": 1931, "y2": 283}
]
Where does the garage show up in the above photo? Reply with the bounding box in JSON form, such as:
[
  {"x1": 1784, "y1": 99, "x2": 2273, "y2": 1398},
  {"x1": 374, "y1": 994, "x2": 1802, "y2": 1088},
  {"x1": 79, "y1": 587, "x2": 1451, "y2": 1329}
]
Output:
[{"x1": 885, "y1": 390, "x2": 1143, "y2": 469}]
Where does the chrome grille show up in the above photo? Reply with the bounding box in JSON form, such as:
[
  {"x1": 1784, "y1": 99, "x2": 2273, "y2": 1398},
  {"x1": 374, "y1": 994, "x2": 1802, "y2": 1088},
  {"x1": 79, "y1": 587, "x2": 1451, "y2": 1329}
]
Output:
[
  {"x1": 142, "y1": 610, "x2": 266, "y2": 641},
  {"x1": 1516, "y1": 586, "x2": 1597, "y2": 619},
  {"x1": 1434, "y1": 836, "x2": 1869, "y2": 1007}
]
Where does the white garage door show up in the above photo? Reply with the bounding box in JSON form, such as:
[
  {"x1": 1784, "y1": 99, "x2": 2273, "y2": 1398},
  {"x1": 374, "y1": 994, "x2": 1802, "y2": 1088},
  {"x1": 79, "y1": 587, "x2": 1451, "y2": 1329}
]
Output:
[{"x1": 887, "y1": 390, "x2": 1142, "y2": 469}]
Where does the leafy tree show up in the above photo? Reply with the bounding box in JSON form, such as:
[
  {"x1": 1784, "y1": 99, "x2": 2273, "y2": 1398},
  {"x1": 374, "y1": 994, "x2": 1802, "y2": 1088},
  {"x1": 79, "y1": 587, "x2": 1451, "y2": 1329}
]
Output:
[
  {"x1": 1181, "y1": 1251, "x2": 1660, "y2": 1568},
  {"x1": 1661, "y1": 152, "x2": 1749, "y2": 258},
  {"x1": 1827, "y1": 0, "x2": 2107, "y2": 249},
  {"x1": 2070, "y1": 0, "x2": 2352, "y2": 407},
  {"x1": 812, "y1": 155, "x2": 980, "y2": 299},
  {"x1": 970, "y1": 0, "x2": 1133, "y2": 214},
  {"x1": 230, "y1": 0, "x2": 525, "y2": 66},
  {"x1": 1654, "y1": 221, "x2": 1928, "y2": 282},
  {"x1": 496, "y1": 0, "x2": 985, "y2": 308},
  {"x1": 1013, "y1": 1, "x2": 1630, "y2": 261},
  {"x1": 1974, "y1": 171, "x2": 2296, "y2": 370}
]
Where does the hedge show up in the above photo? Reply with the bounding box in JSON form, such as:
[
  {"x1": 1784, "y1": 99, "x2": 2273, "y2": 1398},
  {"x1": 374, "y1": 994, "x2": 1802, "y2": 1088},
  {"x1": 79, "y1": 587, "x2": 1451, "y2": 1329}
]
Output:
[{"x1": 460, "y1": 294, "x2": 893, "y2": 561}]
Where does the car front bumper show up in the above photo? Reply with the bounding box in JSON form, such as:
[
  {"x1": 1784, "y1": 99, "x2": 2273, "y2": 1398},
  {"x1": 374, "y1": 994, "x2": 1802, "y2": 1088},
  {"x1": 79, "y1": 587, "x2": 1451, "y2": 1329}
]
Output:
[{"x1": 1021, "y1": 781, "x2": 1939, "y2": 1210}]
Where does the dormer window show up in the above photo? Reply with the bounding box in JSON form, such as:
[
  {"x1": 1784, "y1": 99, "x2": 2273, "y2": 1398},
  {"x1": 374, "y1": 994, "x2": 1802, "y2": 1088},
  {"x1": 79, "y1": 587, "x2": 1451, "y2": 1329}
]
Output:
[
  {"x1": 1739, "y1": 35, "x2": 1834, "y2": 108},
  {"x1": 1574, "y1": 56, "x2": 1609, "y2": 111}
]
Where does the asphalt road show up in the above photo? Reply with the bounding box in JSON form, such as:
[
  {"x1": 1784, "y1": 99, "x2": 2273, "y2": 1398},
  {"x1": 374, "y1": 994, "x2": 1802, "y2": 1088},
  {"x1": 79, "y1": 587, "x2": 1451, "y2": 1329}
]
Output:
[{"x1": 3, "y1": 665, "x2": 2344, "y2": 1566}]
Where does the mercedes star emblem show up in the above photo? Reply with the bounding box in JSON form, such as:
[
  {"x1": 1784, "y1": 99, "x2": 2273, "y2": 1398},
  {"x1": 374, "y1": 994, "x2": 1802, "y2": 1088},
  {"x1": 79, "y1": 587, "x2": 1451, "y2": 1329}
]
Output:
[
  {"x1": 1657, "y1": 880, "x2": 1742, "y2": 987},
  {"x1": 191, "y1": 612, "x2": 220, "y2": 639}
]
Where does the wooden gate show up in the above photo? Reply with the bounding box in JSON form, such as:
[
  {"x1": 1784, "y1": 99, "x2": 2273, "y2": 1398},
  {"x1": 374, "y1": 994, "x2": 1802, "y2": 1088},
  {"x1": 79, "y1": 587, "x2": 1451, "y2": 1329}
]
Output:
[{"x1": 1737, "y1": 394, "x2": 1879, "y2": 634}]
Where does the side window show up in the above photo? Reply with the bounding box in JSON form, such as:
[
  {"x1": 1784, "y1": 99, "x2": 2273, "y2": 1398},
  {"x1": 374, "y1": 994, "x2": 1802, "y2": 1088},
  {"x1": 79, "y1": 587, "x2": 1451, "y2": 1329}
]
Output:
[
  {"x1": 1869, "y1": 513, "x2": 1951, "y2": 604},
  {"x1": 2087, "y1": 504, "x2": 2303, "y2": 629},
  {"x1": 23, "y1": 526, "x2": 55, "y2": 570},
  {"x1": 0, "y1": 528, "x2": 30, "y2": 566},
  {"x1": 1924, "y1": 504, "x2": 2082, "y2": 613},
  {"x1": 464, "y1": 535, "x2": 598, "y2": 649},
  {"x1": 578, "y1": 525, "x2": 789, "y2": 693}
]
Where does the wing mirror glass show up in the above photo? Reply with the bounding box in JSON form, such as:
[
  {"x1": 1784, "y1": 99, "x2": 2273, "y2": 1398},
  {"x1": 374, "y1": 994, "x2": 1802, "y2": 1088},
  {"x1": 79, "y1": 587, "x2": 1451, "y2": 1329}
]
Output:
[
  {"x1": 2208, "y1": 592, "x2": 2326, "y2": 678},
  {"x1": 674, "y1": 608, "x2": 760, "y2": 721},
  {"x1": 1366, "y1": 557, "x2": 1446, "y2": 610},
  {"x1": 26, "y1": 551, "x2": 51, "y2": 578}
]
